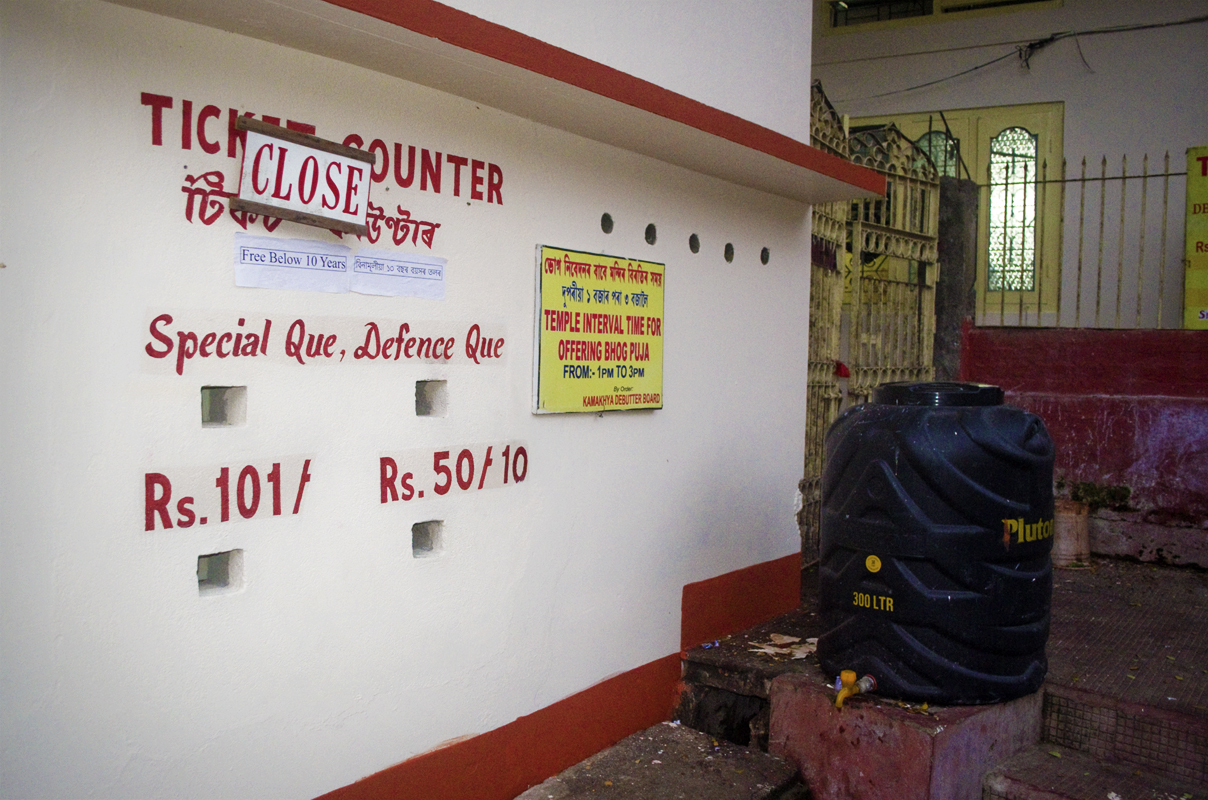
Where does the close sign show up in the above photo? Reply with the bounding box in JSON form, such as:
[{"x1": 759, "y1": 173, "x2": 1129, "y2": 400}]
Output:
[{"x1": 231, "y1": 117, "x2": 375, "y2": 236}]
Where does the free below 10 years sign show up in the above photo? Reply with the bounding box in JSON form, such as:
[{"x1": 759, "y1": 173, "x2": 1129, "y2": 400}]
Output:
[{"x1": 534, "y1": 245, "x2": 664, "y2": 413}]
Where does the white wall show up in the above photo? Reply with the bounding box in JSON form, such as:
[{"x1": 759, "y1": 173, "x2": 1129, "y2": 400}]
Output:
[
  {"x1": 443, "y1": 0, "x2": 815, "y2": 143},
  {"x1": 814, "y1": 0, "x2": 1207, "y2": 328},
  {"x1": 813, "y1": 0, "x2": 1207, "y2": 165},
  {"x1": 0, "y1": 1, "x2": 813, "y2": 798}
]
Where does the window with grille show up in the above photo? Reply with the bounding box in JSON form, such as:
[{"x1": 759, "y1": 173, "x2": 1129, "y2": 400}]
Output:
[
  {"x1": 831, "y1": 0, "x2": 931, "y2": 27},
  {"x1": 849, "y1": 102, "x2": 1064, "y2": 321},
  {"x1": 915, "y1": 131, "x2": 960, "y2": 178},
  {"x1": 987, "y1": 127, "x2": 1038, "y2": 291},
  {"x1": 826, "y1": 0, "x2": 1054, "y2": 29}
]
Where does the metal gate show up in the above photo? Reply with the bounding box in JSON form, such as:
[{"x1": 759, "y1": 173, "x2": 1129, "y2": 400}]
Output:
[
  {"x1": 845, "y1": 125, "x2": 939, "y2": 404},
  {"x1": 800, "y1": 83, "x2": 850, "y2": 564},
  {"x1": 801, "y1": 93, "x2": 939, "y2": 565}
]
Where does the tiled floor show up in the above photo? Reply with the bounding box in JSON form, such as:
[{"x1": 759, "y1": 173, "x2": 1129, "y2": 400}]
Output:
[
  {"x1": 1042, "y1": 557, "x2": 1208, "y2": 784},
  {"x1": 1045, "y1": 557, "x2": 1208, "y2": 715}
]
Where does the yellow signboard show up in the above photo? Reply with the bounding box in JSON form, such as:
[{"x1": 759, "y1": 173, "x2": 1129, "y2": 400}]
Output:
[
  {"x1": 1186, "y1": 146, "x2": 1208, "y2": 329},
  {"x1": 534, "y1": 246, "x2": 664, "y2": 413}
]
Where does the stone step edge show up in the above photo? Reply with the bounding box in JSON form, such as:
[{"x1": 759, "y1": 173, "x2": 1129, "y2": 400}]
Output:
[
  {"x1": 1042, "y1": 683, "x2": 1207, "y2": 785},
  {"x1": 514, "y1": 721, "x2": 803, "y2": 800},
  {"x1": 983, "y1": 743, "x2": 1199, "y2": 800}
]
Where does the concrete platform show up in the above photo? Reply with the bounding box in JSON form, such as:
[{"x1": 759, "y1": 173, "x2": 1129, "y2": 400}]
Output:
[
  {"x1": 514, "y1": 721, "x2": 805, "y2": 800},
  {"x1": 676, "y1": 606, "x2": 825, "y2": 748},
  {"x1": 768, "y1": 672, "x2": 1042, "y2": 800},
  {"x1": 679, "y1": 556, "x2": 1208, "y2": 798},
  {"x1": 1047, "y1": 561, "x2": 1208, "y2": 717}
]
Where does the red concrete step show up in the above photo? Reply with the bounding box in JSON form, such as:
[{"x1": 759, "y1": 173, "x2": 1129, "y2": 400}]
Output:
[
  {"x1": 768, "y1": 671, "x2": 1043, "y2": 800},
  {"x1": 982, "y1": 743, "x2": 1199, "y2": 800}
]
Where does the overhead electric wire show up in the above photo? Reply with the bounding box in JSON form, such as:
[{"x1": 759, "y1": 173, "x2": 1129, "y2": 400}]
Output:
[{"x1": 834, "y1": 13, "x2": 1208, "y2": 103}]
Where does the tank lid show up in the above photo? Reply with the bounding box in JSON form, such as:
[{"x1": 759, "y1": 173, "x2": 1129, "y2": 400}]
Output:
[{"x1": 872, "y1": 382, "x2": 1004, "y2": 407}]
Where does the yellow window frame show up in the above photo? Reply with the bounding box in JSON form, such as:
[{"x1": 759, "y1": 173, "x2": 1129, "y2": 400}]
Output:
[{"x1": 851, "y1": 102, "x2": 1064, "y2": 324}]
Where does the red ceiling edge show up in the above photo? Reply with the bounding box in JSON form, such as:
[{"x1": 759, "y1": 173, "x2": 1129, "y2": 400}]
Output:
[{"x1": 321, "y1": 0, "x2": 886, "y2": 197}]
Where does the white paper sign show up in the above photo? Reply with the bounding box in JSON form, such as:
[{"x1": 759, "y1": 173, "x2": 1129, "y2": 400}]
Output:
[
  {"x1": 234, "y1": 234, "x2": 351, "y2": 293},
  {"x1": 234, "y1": 235, "x2": 447, "y2": 299},
  {"x1": 352, "y1": 250, "x2": 447, "y2": 299}
]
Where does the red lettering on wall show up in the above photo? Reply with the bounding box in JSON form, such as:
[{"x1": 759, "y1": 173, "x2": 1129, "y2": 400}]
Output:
[
  {"x1": 447, "y1": 154, "x2": 468, "y2": 196},
  {"x1": 464, "y1": 324, "x2": 504, "y2": 364},
  {"x1": 197, "y1": 105, "x2": 222, "y2": 154},
  {"x1": 181, "y1": 99, "x2": 193, "y2": 150},
  {"x1": 146, "y1": 94, "x2": 503, "y2": 233},
  {"x1": 293, "y1": 459, "x2": 312, "y2": 514},
  {"x1": 145, "y1": 473, "x2": 173, "y2": 531},
  {"x1": 488, "y1": 163, "x2": 503, "y2": 204},
  {"x1": 142, "y1": 92, "x2": 311, "y2": 158},
  {"x1": 336, "y1": 136, "x2": 500, "y2": 200},
  {"x1": 141, "y1": 92, "x2": 173, "y2": 145},
  {"x1": 146, "y1": 314, "x2": 174, "y2": 358},
  {"x1": 145, "y1": 316, "x2": 274, "y2": 375},
  {"x1": 176, "y1": 331, "x2": 198, "y2": 376},
  {"x1": 421, "y1": 149, "x2": 441, "y2": 192},
  {"x1": 470, "y1": 159, "x2": 485, "y2": 201},
  {"x1": 394, "y1": 143, "x2": 416, "y2": 188},
  {"x1": 176, "y1": 496, "x2": 196, "y2": 528},
  {"x1": 381, "y1": 457, "x2": 399, "y2": 503}
]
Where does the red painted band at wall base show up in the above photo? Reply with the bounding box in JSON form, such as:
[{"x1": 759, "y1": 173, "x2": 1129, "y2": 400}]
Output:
[
  {"x1": 681, "y1": 552, "x2": 802, "y2": 651},
  {"x1": 316, "y1": 653, "x2": 681, "y2": 800},
  {"x1": 316, "y1": 553, "x2": 801, "y2": 800}
]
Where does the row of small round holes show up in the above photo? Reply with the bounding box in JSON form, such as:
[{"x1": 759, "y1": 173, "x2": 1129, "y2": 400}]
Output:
[{"x1": 601, "y1": 213, "x2": 770, "y2": 265}]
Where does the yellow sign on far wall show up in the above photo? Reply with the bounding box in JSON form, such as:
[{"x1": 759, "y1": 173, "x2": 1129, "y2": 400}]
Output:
[
  {"x1": 534, "y1": 246, "x2": 664, "y2": 413},
  {"x1": 1185, "y1": 145, "x2": 1208, "y2": 329}
]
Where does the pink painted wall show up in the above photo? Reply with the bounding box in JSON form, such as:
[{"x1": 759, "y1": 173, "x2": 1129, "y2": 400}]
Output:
[{"x1": 960, "y1": 326, "x2": 1208, "y2": 521}]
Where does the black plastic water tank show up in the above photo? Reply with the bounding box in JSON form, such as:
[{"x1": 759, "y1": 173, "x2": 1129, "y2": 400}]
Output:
[{"x1": 816, "y1": 381, "x2": 1055, "y2": 705}]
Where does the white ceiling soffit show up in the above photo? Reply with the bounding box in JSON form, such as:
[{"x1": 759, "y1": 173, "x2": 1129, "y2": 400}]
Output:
[{"x1": 107, "y1": 0, "x2": 885, "y2": 204}]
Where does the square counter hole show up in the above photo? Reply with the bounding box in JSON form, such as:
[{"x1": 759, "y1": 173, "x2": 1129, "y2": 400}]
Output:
[
  {"x1": 415, "y1": 380, "x2": 447, "y2": 417},
  {"x1": 201, "y1": 386, "x2": 247, "y2": 427},
  {"x1": 412, "y1": 520, "x2": 443, "y2": 558},
  {"x1": 198, "y1": 549, "x2": 243, "y2": 595}
]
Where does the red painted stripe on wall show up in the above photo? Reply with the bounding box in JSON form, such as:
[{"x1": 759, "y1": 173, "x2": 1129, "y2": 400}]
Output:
[
  {"x1": 960, "y1": 326, "x2": 1208, "y2": 398},
  {"x1": 319, "y1": 0, "x2": 883, "y2": 194},
  {"x1": 317, "y1": 653, "x2": 681, "y2": 800},
  {"x1": 681, "y1": 552, "x2": 801, "y2": 651},
  {"x1": 317, "y1": 553, "x2": 801, "y2": 800}
]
